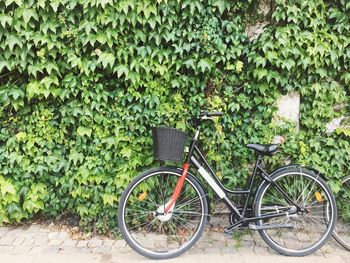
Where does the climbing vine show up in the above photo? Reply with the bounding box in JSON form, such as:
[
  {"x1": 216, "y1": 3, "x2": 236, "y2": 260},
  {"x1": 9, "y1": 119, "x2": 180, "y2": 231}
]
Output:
[{"x1": 0, "y1": 0, "x2": 348, "y2": 232}]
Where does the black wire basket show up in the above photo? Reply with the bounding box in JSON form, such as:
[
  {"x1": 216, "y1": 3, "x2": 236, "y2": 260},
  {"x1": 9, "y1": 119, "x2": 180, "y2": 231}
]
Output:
[{"x1": 152, "y1": 127, "x2": 187, "y2": 162}]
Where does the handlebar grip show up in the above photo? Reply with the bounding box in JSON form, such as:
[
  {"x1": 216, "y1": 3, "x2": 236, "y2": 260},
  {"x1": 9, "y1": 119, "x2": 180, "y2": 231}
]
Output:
[{"x1": 206, "y1": 111, "x2": 224, "y2": 117}]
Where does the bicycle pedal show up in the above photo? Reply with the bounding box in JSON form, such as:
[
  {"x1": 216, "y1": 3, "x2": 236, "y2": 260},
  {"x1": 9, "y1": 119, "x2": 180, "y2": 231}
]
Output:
[{"x1": 224, "y1": 222, "x2": 243, "y2": 235}]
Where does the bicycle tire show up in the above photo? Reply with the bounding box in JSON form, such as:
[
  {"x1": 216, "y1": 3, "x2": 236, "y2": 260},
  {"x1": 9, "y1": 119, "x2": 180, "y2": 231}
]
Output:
[
  {"x1": 333, "y1": 175, "x2": 350, "y2": 250},
  {"x1": 117, "y1": 167, "x2": 208, "y2": 259},
  {"x1": 254, "y1": 167, "x2": 336, "y2": 256}
]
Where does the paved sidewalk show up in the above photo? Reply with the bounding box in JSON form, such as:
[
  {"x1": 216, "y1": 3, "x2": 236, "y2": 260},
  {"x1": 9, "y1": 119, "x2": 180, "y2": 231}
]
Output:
[{"x1": 0, "y1": 221, "x2": 348, "y2": 263}]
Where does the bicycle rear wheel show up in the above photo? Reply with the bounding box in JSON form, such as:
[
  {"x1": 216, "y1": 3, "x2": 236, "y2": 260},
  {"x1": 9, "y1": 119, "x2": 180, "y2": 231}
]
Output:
[
  {"x1": 254, "y1": 167, "x2": 336, "y2": 256},
  {"x1": 333, "y1": 175, "x2": 350, "y2": 250},
  {"x1": 117, "y1": 167, "x2": 208, "y2": 259}
]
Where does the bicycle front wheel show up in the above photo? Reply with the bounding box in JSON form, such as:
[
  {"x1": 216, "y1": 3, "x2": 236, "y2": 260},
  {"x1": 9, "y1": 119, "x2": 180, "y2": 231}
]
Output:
[
  {"x1": 254, "y1": 167, "x2": 336, "y2": 256},
  {"x1": 117, "y1": 167, "x2": 208, "y2": 259},
  {"x1": 333, "y1": 175, "x2": 350, "y2": 250}
]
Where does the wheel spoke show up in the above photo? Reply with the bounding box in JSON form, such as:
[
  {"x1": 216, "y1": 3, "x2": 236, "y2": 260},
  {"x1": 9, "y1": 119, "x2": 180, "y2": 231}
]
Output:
[
  {"x1": 118, "y1": 170, "x2": 207, "y2": 257},
  {"x1": 256, "y1": 170, "x2": 335, "y2": 255}
]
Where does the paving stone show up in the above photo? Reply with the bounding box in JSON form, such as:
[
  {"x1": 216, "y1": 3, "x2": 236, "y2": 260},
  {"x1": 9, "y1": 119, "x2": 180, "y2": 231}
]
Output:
[
  {"x1": 0, "y1": 245, "x2": 14, "y2": 254},
  {"x1": 22, "y1": 237, "x2": 36, "y2": 246},
  {"x1": 88, "y1": 239, "x2": 103, "y2": 248},
  {"x1": 103, "y1": 240, "x2": 115, "y2": 247},
  {"x1": 61, "y1": 239, "x2": 77, "y2": 247},
  {"x1": 12, "y1": 236, "x2": 26, "y2": 246},
  {"x1": 21, "y1": 232, "x2": 42, "y2": 239},
  {"x1": 194, "y1": 241, "x2": 208, "y2": 249},
  {"x1": 220, "y1": 246, "x2": 237, "y2": 255},
  {"x1": 252, "y1": 236, "x2": 268, "y2": 247},
  {"x1": 27, "y1": 224, "x2": 42, "y2": 232},
  {"x1": 59, "y1": 246, "x2": 80, "y2": 254},
  {"x1": 42, "y1": 246, "x2": 60, "y2": 254},
  {"x1": 0, "y1": 236, "x2": 16, "y2": 245},
  {"x1": 76, "y1": 240, "x2": 89, "y2": 247},
  {"x1": 0, "y1": 219, "x2": 348, "y2": 260},
  {"x1": 48, "y1": 239, "x2": 63, "y2": 246},
  {"x1": 11, "y1": 245, "x2": 32, "y2": 254},
  {"x1": 92, "y1": 246, "x2": 112, "y2": 254},
  {"x1": 110, "y1": 246, "x2": 132, "y2": 254},
  {"x1": 313, "y1": 251, "x2": 325, "y2": 257},
  {"x1": 47, "y1": 232, "x2": 60, "y2": 239},
  {"x1": 210, "y1": 232, "x2": 227, "y2": 242},
  {"x1": 238, "y1": 240, "x2": 255, "y2": 250},
  {"x1": 206, "y1": 241, "x2": 226, "y2": 250},
  {"x1": 29, "y1": 246, "x2": 45, "y2": 255},
  {"x1": 34, "y1": 237, "x2": 50, "y2": 246},
  {"x1": 266, "y1": 246, "x2": 279, "y2": 255},
  {"x1": 252, "y1": 245, "x2": 270, "y2": 255},
  {"x1": 202, "y1": 246, "x2": 222, "y2": 255},
  {"x1": 7, "y1": 229, "x2": 26, "y2": 237},
  {"x1": 77, "y1": 247, "x2": 92, "y2": 254},
  {"x1": 185, "y1": 247, "x2": 204, "y2": 255},
  {"x1": 39, "y1": 228, "x2": 52, "y2": 232},
  {"x1": 0, "y1": 227, "x2": 10, "y2": 236},
  {"x1": 114, "y1": 239, "x2": 127, "y2": 247},
  {"x1": 57, "y1": 232, "x2": 69, "y2": 239}
]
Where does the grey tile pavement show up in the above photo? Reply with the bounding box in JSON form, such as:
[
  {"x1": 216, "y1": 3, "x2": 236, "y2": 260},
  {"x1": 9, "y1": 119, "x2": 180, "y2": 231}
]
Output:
[{"x1": 0, "y1": 219, "x2": 348, "y2": 263}]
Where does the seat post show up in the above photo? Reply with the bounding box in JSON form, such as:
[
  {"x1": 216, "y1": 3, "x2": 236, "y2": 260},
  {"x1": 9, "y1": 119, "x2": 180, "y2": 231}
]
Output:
[{"x1": 254, "y1": 154, "x2": 263, "y2": 171}]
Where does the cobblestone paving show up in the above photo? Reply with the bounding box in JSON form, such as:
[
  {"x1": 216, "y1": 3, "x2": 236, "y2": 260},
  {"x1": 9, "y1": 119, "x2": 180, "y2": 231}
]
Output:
[{"x1": 0, "y1": 220, "x2": 349, "y2": 263}]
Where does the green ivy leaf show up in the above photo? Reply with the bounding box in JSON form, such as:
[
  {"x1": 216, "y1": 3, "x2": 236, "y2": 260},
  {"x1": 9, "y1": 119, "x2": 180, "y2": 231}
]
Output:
[
  {"x1": 213, "y1": 0, "x2": 229, "y2": 14},
  {"x1": 6, "y1": 35, "x2": 22, "y2": 51},
  {"x1": 266, "y1": 51, "x2": 278, "y2": 63},
  {"x1": 77, "y1": 126, "x2": 92, "y2": 137},
  {"x1": 23, "y1": 200, "x2": 44, "y2": 213},
  {"x1": 235, "y1": 60, "x2": 243, "y2": 74},
  {"x1": 253, "y1": 68, "x2": 268, "y2": 81},
  {"x1": 5, "y1": 0, "x2": 22, "y2": 6},
  {"x1": 120, "y1": 148, "x2": 132, "y2": 158},
  {"x1": 22, "y1": 8, "x2": 38, "y2": 24},
  {"x1": 26, "y1": 81, "x2": 40, "y2": 100},
  {"x1": 197, "y1": 58, "x2": 213, "y2": 73},
  {"x1": 0, "y1": 14, "x2": 13, "y2": 28},
  {"x1": 115, "y1": 64, "x2": 129, "y2": 78},
  {"x1": 102, "y1": 193, "x2": 118, "y2": 206},
  {"x1": 0, "y1": 177, "x2": 16, "y2": 195},
  {"x1": 98, "y1": 52, "x2": 115, "y2": 69}
]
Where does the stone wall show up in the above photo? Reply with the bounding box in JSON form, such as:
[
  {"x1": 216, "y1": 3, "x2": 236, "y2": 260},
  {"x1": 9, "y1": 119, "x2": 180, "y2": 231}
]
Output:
[{"x1": 245, "y1": 0, "x2": 347, "y2": 136}]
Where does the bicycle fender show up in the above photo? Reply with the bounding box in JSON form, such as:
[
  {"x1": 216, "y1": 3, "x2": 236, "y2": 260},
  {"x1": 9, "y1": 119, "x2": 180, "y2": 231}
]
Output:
[{"x1": 300, "y1": 166, "x2": 327, "y2": 181}]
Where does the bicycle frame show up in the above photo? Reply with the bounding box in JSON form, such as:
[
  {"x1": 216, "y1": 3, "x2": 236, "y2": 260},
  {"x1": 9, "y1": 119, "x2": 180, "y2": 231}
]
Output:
[{"x1": 165, "y1": 125, "x2": 302, "y2": 230}]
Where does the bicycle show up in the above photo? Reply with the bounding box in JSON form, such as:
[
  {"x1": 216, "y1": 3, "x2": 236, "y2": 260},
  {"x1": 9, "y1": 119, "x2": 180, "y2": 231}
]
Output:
[
  {"x1": 117, "y1": 111, "x2": 337, "y2": 259},
  {"x1": 333, "y1": 176, "x2": 350, "y2": 250}
]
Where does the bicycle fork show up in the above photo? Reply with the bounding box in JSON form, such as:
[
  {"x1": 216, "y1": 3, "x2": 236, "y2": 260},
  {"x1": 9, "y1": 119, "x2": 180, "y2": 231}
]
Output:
[
  {"x1": 163, "y1": 163, "x2": 190, "y2": 213},
  {"x1": 163, "y1": 156, "x2": 241, "y2": 218}
]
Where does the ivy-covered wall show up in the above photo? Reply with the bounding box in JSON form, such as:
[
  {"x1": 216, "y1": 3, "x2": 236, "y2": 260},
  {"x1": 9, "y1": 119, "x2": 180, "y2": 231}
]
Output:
[{"x1": 0, "y1": 0, "x2": 349, "y2": 232}]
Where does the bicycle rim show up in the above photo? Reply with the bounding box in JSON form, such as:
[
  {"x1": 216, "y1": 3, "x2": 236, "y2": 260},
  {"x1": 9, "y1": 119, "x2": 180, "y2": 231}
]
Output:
[
  {"x1": 333, "y1": 176, "x2": 350, "y2": 250},
  {"x1": 119, "y1": 170, "x2": 207, "y2": 258},
  {"x1": 256, "y1": 171, "x2": 335, "y2": 255}
]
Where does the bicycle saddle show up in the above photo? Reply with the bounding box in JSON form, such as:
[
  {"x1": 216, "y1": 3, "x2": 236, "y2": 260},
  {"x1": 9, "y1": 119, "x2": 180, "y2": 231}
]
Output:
[{"x1": 246, "y1": 143, "x2": 278, "y2": 156}]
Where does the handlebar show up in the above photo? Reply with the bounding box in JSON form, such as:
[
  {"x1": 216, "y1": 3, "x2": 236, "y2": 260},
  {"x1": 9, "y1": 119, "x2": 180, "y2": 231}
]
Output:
[
  {"x1": 204, "y1": 111, "x2": 224, "y2": 117},
  {"x1": 199, "y1": 111, "x2": 224, "y2": 119},
  {"x1": 192, "y1": 111, "x2": 224, "y2": 127},
  {"x1": 190, "y1": 111, "x2": 224, "y2": 139}
]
